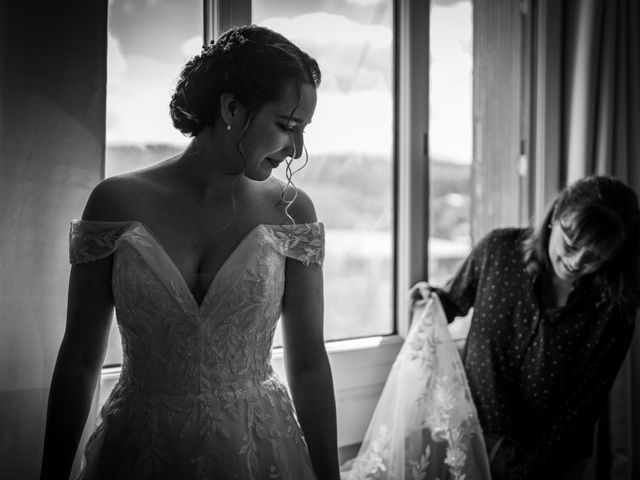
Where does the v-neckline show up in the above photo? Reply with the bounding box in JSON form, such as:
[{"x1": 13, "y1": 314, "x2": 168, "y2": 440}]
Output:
[
  {"x1": 130, "y1": 221, "x2": 267, "y2": 311},
  {"x1": 73, "y1": 218, "x2": 320, "y2": 312}
]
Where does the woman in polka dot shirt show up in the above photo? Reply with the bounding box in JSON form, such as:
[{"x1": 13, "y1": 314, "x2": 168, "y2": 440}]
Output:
[{"x1": 411, "y1": 175, "x2": 640, "y2": 480}]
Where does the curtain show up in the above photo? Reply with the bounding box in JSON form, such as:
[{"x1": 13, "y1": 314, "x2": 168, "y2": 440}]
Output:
[
  {"x1": 562, "y1": 0, "x2": 640, "y2": 478},
  {"x1": 0, "y1": 1, "x2": 107, "y2": 478}
]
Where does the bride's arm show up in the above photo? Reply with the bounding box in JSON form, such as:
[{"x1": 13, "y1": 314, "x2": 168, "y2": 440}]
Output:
[
  {"x1": 41, "y1": 183, "x2": 121, "y2": 480},
  {"x1": 282, "y1": 257, "x2": 339, "y2": 480},
  {"x1": 40, "y1": 258, "x2": 114, "y2": 480},
  {"x1": 280, "y1": 188, "x2": 339, "y2": 480}
]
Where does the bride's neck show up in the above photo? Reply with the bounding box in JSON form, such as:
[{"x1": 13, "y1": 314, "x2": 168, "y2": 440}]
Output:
[{"x1": 175, "y1": 136, "x2": 246, "y2": 199}]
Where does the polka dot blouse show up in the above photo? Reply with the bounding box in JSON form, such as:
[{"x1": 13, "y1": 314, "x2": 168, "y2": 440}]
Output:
[{"x1": 433, "y1": 228, "x2": 634, "y2": 476}]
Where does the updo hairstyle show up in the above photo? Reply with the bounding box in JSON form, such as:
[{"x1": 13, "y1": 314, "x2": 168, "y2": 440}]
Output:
[{"x1": 169, "y1": 25, "x2": 321, "y2": 136}]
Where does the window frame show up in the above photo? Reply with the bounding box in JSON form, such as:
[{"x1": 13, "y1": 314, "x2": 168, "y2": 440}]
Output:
[{"x1": 531, "y1": 0, "x2": 563, "y2": 214}]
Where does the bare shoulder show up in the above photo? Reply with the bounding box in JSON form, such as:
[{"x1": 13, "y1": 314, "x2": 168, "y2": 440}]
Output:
[
  {"x1": 82, "y1": 172, "x2": 152, "y2": 222},
  {"x1": 287, "y1": 186, "x2": 318, "y2": 224},
  {"x1": 268, "y1": 177, "x2": 318, "y2": 224}
]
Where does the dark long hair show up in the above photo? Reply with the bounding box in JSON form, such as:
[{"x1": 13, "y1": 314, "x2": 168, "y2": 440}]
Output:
[{"x1": 521, "y1": 175, "x2": 640, "y2": 319}]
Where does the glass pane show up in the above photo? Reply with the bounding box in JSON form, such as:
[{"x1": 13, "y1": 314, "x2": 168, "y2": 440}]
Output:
[
  {"x1": 253, "y1": 0, "x2": 395, "y2": 341},
  {"x1": 428, "y1": 0, "x2": 473, "y2": 286},
  {"x1": 103, "y1": 0, "x2": 202, "y2": 366},
  {"x1": 429, "y1": 0, "x2": 473, "y2": 343}
]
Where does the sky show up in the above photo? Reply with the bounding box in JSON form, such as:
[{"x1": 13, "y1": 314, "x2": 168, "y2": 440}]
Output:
[{"x1": 106, "y1": 0, "x2": 472, "y2": 163}]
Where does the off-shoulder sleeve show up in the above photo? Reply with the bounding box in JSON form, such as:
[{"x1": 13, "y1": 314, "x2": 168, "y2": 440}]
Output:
[
  {"x1": 264, "y1": 222, "x2": 325, "y2": 266},
  {"x1": 69, "y1": 220, "x2": 133, "y2": 265}
]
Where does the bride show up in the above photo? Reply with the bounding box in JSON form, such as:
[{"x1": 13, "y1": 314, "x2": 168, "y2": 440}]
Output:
[{"x1": 40, "y1": 25, "x2": 340, "y2": 480}]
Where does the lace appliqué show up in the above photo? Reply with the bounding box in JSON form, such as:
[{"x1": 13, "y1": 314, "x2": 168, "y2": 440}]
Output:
[
  {"x1": 263, "y1": 223, "x2": 324, "y2": 266},
  {"x1": 70, "y1": 220, "x2": 125, "y2": 264},
  {"x1": 347, "y1": 295, "x2": 491, "y2": 480}
]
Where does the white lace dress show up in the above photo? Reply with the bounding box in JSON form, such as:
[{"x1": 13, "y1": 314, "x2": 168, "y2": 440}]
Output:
[
  {"x1": 346, "y1": 295, "x2": 492, "y2": 480},
  {"x1": 69, "y1": 220, "x2": 323, "y2": 480}
]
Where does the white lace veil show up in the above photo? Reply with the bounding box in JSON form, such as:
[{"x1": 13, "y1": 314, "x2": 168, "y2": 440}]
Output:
[{"x1": 345, "y1": 294, "x2": 491, "y2": 480}]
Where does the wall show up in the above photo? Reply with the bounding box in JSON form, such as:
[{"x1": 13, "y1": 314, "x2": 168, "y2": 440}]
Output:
[{"x1": 0, "y1": 1, "x2": 106, "y2": 478}]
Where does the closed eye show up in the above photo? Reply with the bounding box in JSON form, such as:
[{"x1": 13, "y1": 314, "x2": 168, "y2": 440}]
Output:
[
  {"x1": 278, "y1": 123, "x2": 306, "y2": 135},
  {"x1": 277, "y1": 123, "x2": 298, "y2": 133}
]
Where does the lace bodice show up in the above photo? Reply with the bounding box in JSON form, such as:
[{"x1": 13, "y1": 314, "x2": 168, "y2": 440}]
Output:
[{"x1": 70, "y1": 220, "x2": 323, "y2": 479}]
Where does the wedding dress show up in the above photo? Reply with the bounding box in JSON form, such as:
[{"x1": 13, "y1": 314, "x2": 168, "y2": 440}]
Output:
[
  {"x1": 346, "y1": 294, "x2": 491, "y2": 480},
  {"x1": 69, "y1": 220, "x2": 324, "y2": 480}
]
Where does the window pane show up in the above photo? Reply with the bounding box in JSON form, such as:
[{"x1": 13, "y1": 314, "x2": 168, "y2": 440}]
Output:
[
  {"x1": 429, "y1": 0, "x2": 473, "y2": 344},
  {"x1": 253, "y1": 0, "x2": 395, "y2": 341},
  {"x1": 428, "y1": 0, "x2": 473, "y2": 287},
  {"x1": 103, "y1": 0, "x2": 202, "y2": 366}
]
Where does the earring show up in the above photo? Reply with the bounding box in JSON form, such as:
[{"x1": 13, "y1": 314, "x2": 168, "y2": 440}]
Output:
[{"x1": 226, "y1": 124, "x2": 231, "y2": 131}]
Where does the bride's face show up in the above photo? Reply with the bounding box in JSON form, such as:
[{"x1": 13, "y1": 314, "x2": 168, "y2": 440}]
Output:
[{"x1": 239, "y1": 82, "x2": 317, "y2": 182}]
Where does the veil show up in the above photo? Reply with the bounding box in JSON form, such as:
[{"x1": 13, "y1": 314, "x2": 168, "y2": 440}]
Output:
[{"x1": 345, "y1": 294, "x2": 491, "y2": 480}]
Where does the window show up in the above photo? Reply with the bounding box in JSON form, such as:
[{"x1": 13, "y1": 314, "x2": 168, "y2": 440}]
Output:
[
  {"x1": 428, "y1": 0, "x2": 474, "y2": 342},
  {"x1": 105, "y1": 0, "x2": 201, "y2": 178},
  {"x1": 428, "y1": 0, "x2": 473, "y2": 285}
]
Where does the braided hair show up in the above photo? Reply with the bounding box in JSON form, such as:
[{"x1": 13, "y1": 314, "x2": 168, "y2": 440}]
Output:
[{"x1": 169, "y1": 25, "x2": 321, "y2": 137}]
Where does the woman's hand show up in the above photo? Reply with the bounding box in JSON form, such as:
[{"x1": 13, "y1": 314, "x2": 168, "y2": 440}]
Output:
[{"x1": 409, "y1": 281, "x2": 434, "y2": 306}]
